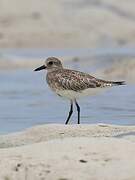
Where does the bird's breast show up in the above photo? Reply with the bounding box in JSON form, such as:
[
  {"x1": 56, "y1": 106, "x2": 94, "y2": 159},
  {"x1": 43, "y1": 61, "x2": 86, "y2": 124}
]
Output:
[{"x1": 55, "y1": 88, "x2": 105, "y2": 100}]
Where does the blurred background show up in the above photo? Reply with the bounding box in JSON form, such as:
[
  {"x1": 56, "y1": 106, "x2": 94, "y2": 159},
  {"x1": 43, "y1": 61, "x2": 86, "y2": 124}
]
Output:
[{"x1": 0, "y1": 0, "x2": 135, "y2": 134}]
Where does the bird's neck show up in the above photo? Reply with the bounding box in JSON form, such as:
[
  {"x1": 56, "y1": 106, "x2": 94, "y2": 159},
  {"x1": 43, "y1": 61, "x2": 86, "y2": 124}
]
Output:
[{"x1": 47, "y1": 67, "x2": 63, "y2": 73}]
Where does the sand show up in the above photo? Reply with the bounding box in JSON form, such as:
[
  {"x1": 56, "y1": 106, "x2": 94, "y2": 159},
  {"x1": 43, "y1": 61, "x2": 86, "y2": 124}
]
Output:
[
  {"x1": 0, "y1": 124, "x2": 135, "y2": 180},
  {"x1": 0, "y1": 0, "x2": 135, "y2": 48}
]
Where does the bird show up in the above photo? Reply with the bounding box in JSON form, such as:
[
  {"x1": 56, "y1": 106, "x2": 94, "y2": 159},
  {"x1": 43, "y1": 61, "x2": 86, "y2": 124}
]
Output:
[{"x1": 34, "y1": 57, "x2": 125, "y2": 124}]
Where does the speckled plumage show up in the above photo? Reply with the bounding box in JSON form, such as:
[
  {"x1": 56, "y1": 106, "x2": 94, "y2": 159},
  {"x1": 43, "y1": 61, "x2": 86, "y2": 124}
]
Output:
[{"x1": 46, "y1": 68, "x2": 123, "y2": 93}]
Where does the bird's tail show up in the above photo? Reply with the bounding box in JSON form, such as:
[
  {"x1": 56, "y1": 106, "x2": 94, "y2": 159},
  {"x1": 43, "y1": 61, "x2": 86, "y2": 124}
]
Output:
[
  {"x1": 102, "y1": 80, "x2": 126, "y2": 87},
  {"x1": 111, "y1": 81, "x2": 126, "y2": 86}
]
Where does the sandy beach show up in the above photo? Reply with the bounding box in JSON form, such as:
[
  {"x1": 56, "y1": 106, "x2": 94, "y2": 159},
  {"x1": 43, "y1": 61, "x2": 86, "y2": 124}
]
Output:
[
  {"x1": 0, "y1": 0, "x2": 135, "y2": 48},
  {"x1": 0, "y1": 124, "x2": 135, "y2": 180}
]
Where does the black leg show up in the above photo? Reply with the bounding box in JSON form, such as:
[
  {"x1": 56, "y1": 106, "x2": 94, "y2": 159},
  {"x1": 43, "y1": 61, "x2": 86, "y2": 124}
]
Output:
[
  {"x1": 65, "y1": 100, "x2": 73, "y2": 125},
  {"x1": 75, "y1": 99, "x2": 80, "y2": 124}
]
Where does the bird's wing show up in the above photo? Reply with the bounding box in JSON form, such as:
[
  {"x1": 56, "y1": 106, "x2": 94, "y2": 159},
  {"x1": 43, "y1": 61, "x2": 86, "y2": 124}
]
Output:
[{"x1": 54, "y1": 69, "x2": 102, "y2": 91}]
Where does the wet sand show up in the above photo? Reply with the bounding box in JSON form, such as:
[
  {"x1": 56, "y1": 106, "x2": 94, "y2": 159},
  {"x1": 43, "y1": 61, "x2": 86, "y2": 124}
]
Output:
[{"x1": 0, "y1": 124, "x2": 135, "y2": 180}]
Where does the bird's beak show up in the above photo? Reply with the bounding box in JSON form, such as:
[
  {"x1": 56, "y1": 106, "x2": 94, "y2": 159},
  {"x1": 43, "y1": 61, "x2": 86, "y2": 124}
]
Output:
[{"x1": 34, "y1": 65, "x2": 46, "y2": 71}]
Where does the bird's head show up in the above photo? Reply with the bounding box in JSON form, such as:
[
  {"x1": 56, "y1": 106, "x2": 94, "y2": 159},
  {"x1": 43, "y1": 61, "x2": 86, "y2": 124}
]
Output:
[{"x1": 34, "y1": 57, "x2": 63, "y2": 72}]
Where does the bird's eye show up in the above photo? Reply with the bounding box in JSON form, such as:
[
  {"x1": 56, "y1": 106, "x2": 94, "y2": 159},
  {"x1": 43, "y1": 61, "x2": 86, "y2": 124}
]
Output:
[{"x1": 48, "y1": 61, "x2": 53, "y2": 65}]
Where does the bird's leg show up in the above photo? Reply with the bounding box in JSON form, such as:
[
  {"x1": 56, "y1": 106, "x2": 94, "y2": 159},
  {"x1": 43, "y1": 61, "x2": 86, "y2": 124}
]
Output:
[
  {"x1": 65, "y1": 100, "x2": 73, "y2": 125},
  {"x1": 75, "y1": 99, "x2": 80, "y2": 124}
]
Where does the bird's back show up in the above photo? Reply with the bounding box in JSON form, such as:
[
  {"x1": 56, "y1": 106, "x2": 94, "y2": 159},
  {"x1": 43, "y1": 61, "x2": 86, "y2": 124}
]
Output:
[{"x1": 46, "y1": 68, "x2": 125, "y2": 93}]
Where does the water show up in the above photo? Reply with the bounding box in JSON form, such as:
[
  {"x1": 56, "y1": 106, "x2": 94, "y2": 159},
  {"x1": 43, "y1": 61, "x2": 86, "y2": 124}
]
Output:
[{"x1": 0, "y1": 48, "x2": 135, "y2": 134}]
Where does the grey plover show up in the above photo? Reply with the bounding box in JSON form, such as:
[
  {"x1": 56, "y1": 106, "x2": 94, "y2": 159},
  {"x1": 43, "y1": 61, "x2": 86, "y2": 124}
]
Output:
[{"x1": 34, "y1": 57, "x2": 125, "y2": 124}]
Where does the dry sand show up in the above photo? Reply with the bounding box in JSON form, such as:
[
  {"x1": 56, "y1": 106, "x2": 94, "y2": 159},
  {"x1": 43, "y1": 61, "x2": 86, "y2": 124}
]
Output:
[
  {"x1": 0, "y1": 124, "x2": 135, "y2": 180},
  {"x1": 0, "y1": 0, "x2": 135, "y2": 48}
]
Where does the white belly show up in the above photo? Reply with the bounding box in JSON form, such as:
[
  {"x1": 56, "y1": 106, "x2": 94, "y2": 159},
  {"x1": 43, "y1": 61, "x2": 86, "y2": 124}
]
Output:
[{"x1": 55, "y1": 88, "x2": 106, "y2": 100}]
